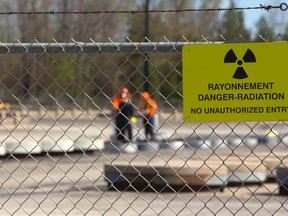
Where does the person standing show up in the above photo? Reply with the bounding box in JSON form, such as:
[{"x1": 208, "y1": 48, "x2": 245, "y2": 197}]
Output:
[
  {"x1": 140, "y1": 91, "x2": 157, "y2": 141},
  {"x1": 112, "y1": 87, "x2": 132, "y2": 139},
  {"x1": 115, "y1": 94, "x2": 134, "y2": 142}
]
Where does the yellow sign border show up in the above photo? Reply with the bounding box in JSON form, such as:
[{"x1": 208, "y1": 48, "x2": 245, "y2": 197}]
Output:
[{"x1": 183, "y1": 42, "x2": 288, "y2": 122}]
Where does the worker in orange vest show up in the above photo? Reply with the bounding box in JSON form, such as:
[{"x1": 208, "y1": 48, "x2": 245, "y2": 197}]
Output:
[
  {"x1": 140, "y1": 91, "x2": 157, "y2": 141},
  {"x1": 115, "y1": 94, "x2": 134, "y2": 142},
  {"x1": 112, "y1": 87, "x2": 132, "y2": 116},
  {"x1": 112, "y1": 87, "x2": 133, "y2": 141}
]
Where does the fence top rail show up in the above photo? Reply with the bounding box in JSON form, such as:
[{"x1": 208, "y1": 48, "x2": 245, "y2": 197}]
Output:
[{"x1": 0, "y1": 41, "x2": 222, "y2": 54}]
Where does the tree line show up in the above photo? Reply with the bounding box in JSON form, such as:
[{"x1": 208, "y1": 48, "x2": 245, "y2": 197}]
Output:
[{"x1": 0, "y1": 0, "x2": 287, "y2": 109}]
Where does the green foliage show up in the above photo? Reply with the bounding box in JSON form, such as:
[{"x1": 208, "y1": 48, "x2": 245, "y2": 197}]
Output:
[
  {"x1": 0, "y1": 0, "x2": 287, "y2": 108},
  {"x1": 254, "y1": 16, "x2": 274, "y2": 41},
  {"x1": 48, "y1": 55, "x2": 77, "y2": 97},
  {"x1": 219, "y1": 0, "x2": 250, "y2": 40},
  {"x1": 283, "y1": 24, "x2": 288, "y2": 41}
]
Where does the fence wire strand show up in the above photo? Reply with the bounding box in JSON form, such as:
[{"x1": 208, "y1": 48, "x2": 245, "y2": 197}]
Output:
[{"x1": 0, "y1": 3, "x2": 286, "y2": 16}]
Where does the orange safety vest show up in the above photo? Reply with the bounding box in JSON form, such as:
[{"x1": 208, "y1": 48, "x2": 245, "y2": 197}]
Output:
[
  {"x1": 112, "y1": 96, "x2": 125, "y2": 113},
  {"x1": 112, "y1": 93, "x2": 132, "y2": 114},
  {"x1": 142, "y1": 98, "x2": 157, "y2": 118}
]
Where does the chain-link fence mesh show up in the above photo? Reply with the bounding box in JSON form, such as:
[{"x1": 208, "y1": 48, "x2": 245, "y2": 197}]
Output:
[{"x1": 0, "y1": 38, "x2": 287, "y2": 215}]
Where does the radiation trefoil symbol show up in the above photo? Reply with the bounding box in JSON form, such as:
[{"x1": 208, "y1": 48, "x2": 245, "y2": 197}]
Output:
[{"x1": 224, "y1": 49, "x2": 256, "y2": 79}]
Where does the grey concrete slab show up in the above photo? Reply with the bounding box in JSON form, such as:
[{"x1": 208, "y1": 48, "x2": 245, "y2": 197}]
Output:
[{"x1": 105, "y1": 158, "x2": 228, "y2": 191}]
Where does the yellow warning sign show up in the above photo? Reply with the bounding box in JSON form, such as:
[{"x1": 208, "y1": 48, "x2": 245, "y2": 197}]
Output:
[{"x1": 183, "y1": 42, "x2": 288, "y2": 122}]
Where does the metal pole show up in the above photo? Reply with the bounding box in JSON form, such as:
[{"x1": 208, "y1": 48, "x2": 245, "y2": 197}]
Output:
[{"x1": 144, "y1": 0, "x2": 150, "y2": 92}]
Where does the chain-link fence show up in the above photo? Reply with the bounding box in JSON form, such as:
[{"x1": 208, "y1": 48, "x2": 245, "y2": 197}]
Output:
[{"x1": 0, "y1": 39, "x2": 287, "y2": 215}]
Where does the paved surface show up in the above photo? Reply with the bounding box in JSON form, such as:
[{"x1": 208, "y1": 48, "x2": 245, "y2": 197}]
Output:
[
  {"x1": 0, "y1": 148, "x2": 287, "y2": 215},
  {"x1": 0, "y1": 114, "x2": 288, "y2": 215}
]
